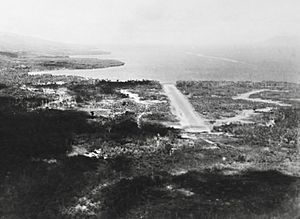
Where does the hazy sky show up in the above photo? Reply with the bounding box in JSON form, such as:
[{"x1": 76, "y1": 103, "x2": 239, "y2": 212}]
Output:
[{"x1": 0, "y1": 0, "x2": 299, "y2": 45}]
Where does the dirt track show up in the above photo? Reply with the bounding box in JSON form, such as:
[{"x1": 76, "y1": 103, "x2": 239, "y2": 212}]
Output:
[{"x1": 163, "y1": 83, "x2": 210, "y2": 132}]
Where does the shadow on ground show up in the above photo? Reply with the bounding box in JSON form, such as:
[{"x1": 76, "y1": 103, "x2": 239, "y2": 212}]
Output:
[{"x1": 100, "y1": 170, "x2": 300, "y2": 219}]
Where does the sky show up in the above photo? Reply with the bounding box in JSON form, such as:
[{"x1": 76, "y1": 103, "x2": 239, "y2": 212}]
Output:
[{"x1": 0, "y1": 0, "x2": 299, "y2": 45}]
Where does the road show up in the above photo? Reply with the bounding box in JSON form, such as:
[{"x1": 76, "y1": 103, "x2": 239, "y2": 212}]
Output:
[
  {"x1": 163, "y1": 84, "x2": 210, "y2": 133},
  {"x1": 232, "y1": 89, "x2": 291, "y2": 106}
]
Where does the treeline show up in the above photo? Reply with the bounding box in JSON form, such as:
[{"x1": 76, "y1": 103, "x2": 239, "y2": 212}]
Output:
[
  {"x1": 30, "y1": 57, "x2": 125, "y2": 71},
  {"x1": 0, "y1": 51, "x2": 18, "y2": 58},
  {"x1": 107, "y1": 112, "x2": 176, "y2": 141},
  {"x1": 0, "y1": 96, "x2": 49, "y2": 112},
  {"x1": 68, "y1": 80, "x2": 158, "y2": 102}
]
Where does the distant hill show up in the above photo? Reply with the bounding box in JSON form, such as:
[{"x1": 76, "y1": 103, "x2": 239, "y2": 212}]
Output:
[{"x1": 0, "y1": 32, "x2": 108, "y2": 56}]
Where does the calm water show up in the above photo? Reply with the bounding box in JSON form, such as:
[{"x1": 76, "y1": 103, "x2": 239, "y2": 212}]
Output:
[{"x1": 30, "y1": 45, "x2": 300, "y2": 83}]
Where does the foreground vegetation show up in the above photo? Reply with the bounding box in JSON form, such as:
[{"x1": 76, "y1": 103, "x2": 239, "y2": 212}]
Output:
[{"x1": 0, "y1": 53, "x2": 299, "y2": 218}]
